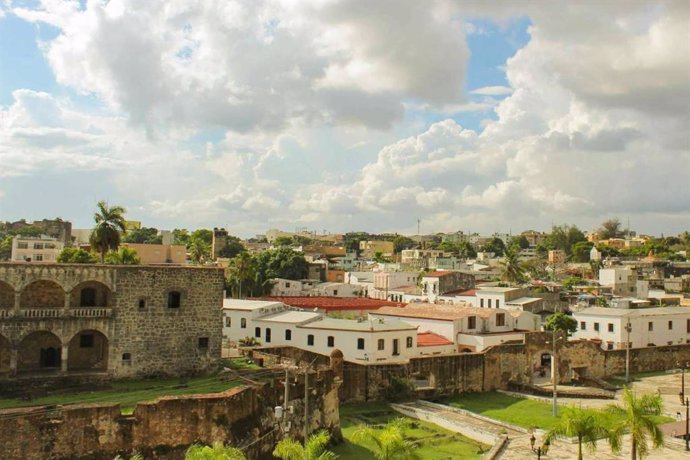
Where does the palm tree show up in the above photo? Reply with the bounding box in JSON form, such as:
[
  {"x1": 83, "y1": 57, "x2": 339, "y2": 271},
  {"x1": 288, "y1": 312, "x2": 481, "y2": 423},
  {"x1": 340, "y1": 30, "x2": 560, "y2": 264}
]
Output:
[
  {"x1": 104, "y1": 247, "x2": 141, "y2": 265},
  {"x1": 90, "y1": 201, "x2": 127, "y2": 263},
  {"x1": 273, "y1": 430, "x2": 337, "y2": 460},
  {"x1": 606, "y1": 387, "x2": 664, "y2": 459},
  {"x1": 228, "y1": 252, "x2": 255, "y2": 298},
  {"x1": 185, "y1": 442, "x2": 246, "y2": 459},
  {"x1": 546, "y1": 406, "x2": 608, "y2": 460},
  {"x1": 352, "y1": 418, "x2": 420, "y2": 460},
  {"x1": 500, "y1": 244, "x2": 526, "y2": 285},
  {"x1": 189, "y1": 238, "x2": 210, "y2": 265}
]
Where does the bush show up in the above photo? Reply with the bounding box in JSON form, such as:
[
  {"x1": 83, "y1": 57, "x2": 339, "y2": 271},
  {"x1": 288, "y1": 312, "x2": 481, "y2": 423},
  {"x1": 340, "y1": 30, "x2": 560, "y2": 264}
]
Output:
[{"x1": 385, "y1": 376, "x2": 416, "y2": 402}]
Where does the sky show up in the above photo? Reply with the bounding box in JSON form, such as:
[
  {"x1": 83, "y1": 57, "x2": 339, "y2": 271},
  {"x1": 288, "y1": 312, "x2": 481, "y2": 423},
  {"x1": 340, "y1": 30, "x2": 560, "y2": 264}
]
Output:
[{"x1": 0, "y1": 0, "x2": 688, "y2": 238}]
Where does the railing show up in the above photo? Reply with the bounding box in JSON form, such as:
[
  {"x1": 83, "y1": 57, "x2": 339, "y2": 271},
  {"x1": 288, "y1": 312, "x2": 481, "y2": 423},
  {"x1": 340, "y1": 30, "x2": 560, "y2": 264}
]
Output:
[
  {"x1": 20, "y1": 309, "x2": 64, "y2": 318},
  {"x1": 0, "y1": 308, "x2": 113, "y2": 320},
  {"x1": 0, "y1": 309, "x2": 12, "y2": 319},
  {"x1": 70, "y1": 308, "x2": 112, "y2": 318}
]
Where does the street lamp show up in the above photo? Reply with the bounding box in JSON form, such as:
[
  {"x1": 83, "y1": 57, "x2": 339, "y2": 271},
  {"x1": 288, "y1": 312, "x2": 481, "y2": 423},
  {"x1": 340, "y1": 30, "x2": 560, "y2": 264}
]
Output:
[
  {"x1": 681, "y1": 396, "x2": 689, "y2": 452},
  {"x1": 624, "y1": 320, "x2": 632, "y2": 383},
  {"x1": 547, "y1": 329, "x2": 563, "y2": 417}
]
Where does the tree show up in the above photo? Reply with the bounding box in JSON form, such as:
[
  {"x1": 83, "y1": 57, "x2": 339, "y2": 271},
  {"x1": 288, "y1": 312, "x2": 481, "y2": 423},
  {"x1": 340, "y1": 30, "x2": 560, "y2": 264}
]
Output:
[
  {"x1": 571, "y1": 241, "x2": 594, "y2": 263},
  {"x1": 598, "y1": 218, "x2": 624, "y2": 240},
  {"x1": 190, "y1": 229, "x2": 213, "y2": 246},
  {"x1": 185, "y1": 442, "x2": 246, "y2": 460},
  {"x1": 90, "y1": 201, "x2": 127, "y2": 263},
  {"x1": 218, "y1": 235, "x2": 245, "y2": 259},
  {"x1": 57, "y1": 247, "x2": 98, "y2": 264},
  {"x1": 15, "y1": 225, "x2": 44, "y2": 237},
  {"x1": 189, "y1": 238, "x2": 211, "y2": 264},
  {"x1": 480, "y1": 237, "x2": 505, "y2": 256},
  {"x1": 227, "y1": 252, "x2": 255, "y2": 298},
  {"x1": 122, "y1": 227, "x2": 162, "y2": 244},
  {"x1": 513, "y1": 235, "x2": 530, "y2": 250},
  {"x1": 393, "y1": 235, "x2": 416, "y2": 253},
  {"x1": 173, "y1": 228, "x2": 191, "y2": 246},
  {"x1": 274, "y1": 236, "x2": 295, "y2": 246},
  {"x1": 543, "y1": 312, "x2": 578, "y2": 337},
  {"x1": 254, "y1": 248, "x2": 309, "y2": 294},
  {"x1": 546, "y1": 406, "x2": 608, "y2": 460},
  {"x1": 562, "y1": 276, "x2": 585, "y2": 290},
  {"x1": 272, "y1": 430, "x2": 337, "y2": 460},
  {"x1": 523, "y1": 258, "x2": 548, "y2": 280},
  {"x1": 606, "y1": 387, "x2": 664, "y2": 460},
  {"x1": 104, "y1": 247, "x2": 141, "y2": 265},
  {"x1": 543, "y1": 225, "x2": 586, "y2": 255},
  {"x1": 500, "y1": 244, "x2": 526, "y2": 285},
  {"x1": 0, "y1": 235, "x2": 14, "y2": 261},
  {"x1": 352, "y1": 418, "x2": 420, "y2": 460}
]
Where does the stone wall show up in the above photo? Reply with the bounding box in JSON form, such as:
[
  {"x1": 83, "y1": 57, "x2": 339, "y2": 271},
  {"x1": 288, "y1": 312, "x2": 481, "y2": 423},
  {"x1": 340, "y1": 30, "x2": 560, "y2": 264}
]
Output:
[{"x1": 0, "y1": 370, "x2": 341, "y2": 460}]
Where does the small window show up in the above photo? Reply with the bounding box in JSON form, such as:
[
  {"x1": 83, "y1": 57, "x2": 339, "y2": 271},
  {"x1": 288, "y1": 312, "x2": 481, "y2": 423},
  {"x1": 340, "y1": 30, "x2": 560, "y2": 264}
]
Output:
[
  {"x1": 496, "y1": 313, "x2": 505, "y2": 327},
  {"x1": 285, "y1": 329, "x2": 292, "y2": 341},
  {"x1": 377, "y1": 339, "x2": 384, "y2": 351},
  {"x1": 607, "y1": 343, "x2": 613, "y2": 350},
  {"x1": 138, "y1": 299, "x2": 146, "y2": 309},
  {"x1": 594, "y1": 322, "x2": 600, "y2": 332},
  {"x1": 468, "y1": 316, "x2": 476, "y2": 329},
  {"x1": 198, "y1": 337, "x2": 209, "y2": 349},
  {"x1": 580, "y1": 321, "x2": 586, "y2": 330},
  {"x1": 480, "y1": 298, "x2": 484, "y2": 308},
  {"x1": 80, "y1": 334, "x2": 94, "y2": 348},
  {"x1": 327, "y1": 336, "x2": 335, "y2": 347},
  {"x1": 167, "y1": 291, "x2": 181, "y2": 308},
  {"x1": 265, "y1": 328, "x2": 272, "y2": 343},
  {"x1": 333, "y1": 290, "x2": 338, "y2": 296},
  {"x1": 225, "y1": 317, "x2": 232, "y2": 327},
  {"x1": 33, "y1": 243, "x2": 44, "y2": 250},
  {"x1": 406, "y1": 337, "x2": 413, "y2": 348},
  {"x1": 34, "y1": 254, "x2": 43, "y2": 261},
  {"x1": 307, "y1": 335, "x2": 314, "y2": 346},
  {"x1": 122, "y1": 353, "x2": 131, "y2": 362},
  {"x1": 241, "y1": 318, "x2": 247, "y2": 329},
  {"x1": 608, "y1": 323, "x2": 614, "y2": 332},
  {"x1": 496, "y1": 299, "x2": 500, "y2": 308},
  {"x1": 488, "y1": 299, "x2": 492, "y2": 308},
  {"x1": 255, "y1": 327, "x2": 261, "y2": 338},
  {"x1": 668, "y1": 320, "x2": 673, "y2": 330},
  {"x1": 17, "y1": 242, "x2": 28, "y2": 249},
  {"x1": 648, "y1": 321, "x2": 653, "y2": 331},
  {"x1": 285, "y1": 282, "x2": 290, "y2": 288},
  {"x1": 357, "y1": 338, "x2": 365, "y2": 350}
]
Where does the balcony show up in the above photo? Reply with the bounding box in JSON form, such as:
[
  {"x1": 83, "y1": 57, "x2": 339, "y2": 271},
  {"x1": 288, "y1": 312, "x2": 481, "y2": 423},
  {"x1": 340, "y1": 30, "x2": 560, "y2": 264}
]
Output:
[{"x1": 0, "y1": 308, "x2": 113, "y2": 320}]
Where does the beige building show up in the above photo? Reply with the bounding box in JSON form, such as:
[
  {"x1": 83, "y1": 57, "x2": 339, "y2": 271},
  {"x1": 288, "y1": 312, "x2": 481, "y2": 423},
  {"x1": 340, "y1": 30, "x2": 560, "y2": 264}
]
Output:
[
  {"x1": 11, "y1": 236, "x2": 64, "y2": 263},
  {"x1": 548, "y1": 250, "x2": 566, "y2": 264},
  {"x1": 121, "y1": 243, "x2": 187, "y2": 264},
  {"x1": 359, "y1": 240, "x2": 395, "y2": 259}
]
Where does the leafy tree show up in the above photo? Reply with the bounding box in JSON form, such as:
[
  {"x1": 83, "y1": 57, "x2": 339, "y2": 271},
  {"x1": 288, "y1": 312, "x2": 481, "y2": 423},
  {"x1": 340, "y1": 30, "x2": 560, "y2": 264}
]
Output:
[
  {"x1": 500, "y1": 244, "x2": 526, "y2": 285},
  {"x1": 606, "y1": 387, "x2": 664, "y2": 460},
  {"x1": 57, "y1": 247, "x2": 98, "y2": 264},
  {"x1": 523, "y1": 258, "x2": 548, "y2": 280},
  {"x1": 563, "y1": 276, "x2": 585, "y2": 290},
  {"x1": 543, "y1": 225, "x2": 586, "y2": 255},
  {"x1": 571, "y1": 241, "x2": 594, "y2": 263},
  {"x1": 596, "y1": 244, "x2": 620, "y2": 258},
  {"x1": 292, "y1": 235, "x2": 313, "y2": 246},
  {"x1": 90, "y1": 201, "x2": 127, "y2": 263},
  {"x1": 480, "y1": 237, "x2": 506, "y2": 256},
  {"x1": 104, "y1": 247, "x2": 141, "y2": 265},
  {"x1": 543, "y1": 312, "x2": 578, "y2": 337},
  {"x1": 173, "y1": 228, "x2": 191, "y2": 246},
  {"x1": 546, "y1": 407, "x2": 608, "y2": 460},
  {"x1": 352, "y1": 418, "x2": 420, "y2": 460},
  {"x1": 254, "y1": 247, "x2": 309, "y2": 294},
  {"x1": 384, "y1": 376, "x2": 416, "y2": 402},
  {"x1": 393, "y1": 235, "x2": 416, "y2": 253},
  {"x1": 191, "y1": 229, "x2": 213, "y2": 246},
  {"x1": 598, "y1": 218, "x2": 624, "y2": 240},
  {"x1": 218, "y1": 235, "x2": 246, "y2": 259},
  {"x1": 227, "y1": 252, "x2": 255, "y2": 298},
  {"x1": 15, "y1": 225, "x2": 44, "y2": 237},
  {"x1": 273, "y1": 430, "x2": 337, "y2": 460},
  {"x1": 513, "y1": 235, "x2": 530, "y2": 249},
  {"x1": 189, "y1": 238, "x2": 211, "y2": 265},
  {"x1": 373, "y1": 251, "x2": 389, "y2": 263},
  {"x1": 274, "y1": 236, "x2": 295, "y2": 247},
  {"x1": 122, "y1": 227, "x2": 162, "y2": 244},
  {"x1": 185, "y1": 442, "x2": 246, "y2": 460},
  {"x1": 0, "y1": 235, "x2": 13, "y2": 261}
]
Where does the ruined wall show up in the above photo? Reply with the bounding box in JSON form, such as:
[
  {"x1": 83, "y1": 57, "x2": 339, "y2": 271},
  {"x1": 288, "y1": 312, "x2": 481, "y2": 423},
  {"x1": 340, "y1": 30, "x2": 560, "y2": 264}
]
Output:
[{"x1": 0, "y1": 370, "x2": 340, "y2": 460}]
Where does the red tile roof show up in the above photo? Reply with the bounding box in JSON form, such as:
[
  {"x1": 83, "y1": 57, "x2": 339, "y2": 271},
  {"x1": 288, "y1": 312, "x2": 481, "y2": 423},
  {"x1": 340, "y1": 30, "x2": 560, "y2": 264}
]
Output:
[
  {"x1": 423, "y1": 271, "x2": 453, "y2": 277},
  {"x1": 417, "y1": 331, "x2": 454, "y2": 347},
  {"x1": 449, "y1": 289, "x2": 476, "y2": 296},
  {"x1": 256, "y1": 296, "x2": 406, "y2": 312}
]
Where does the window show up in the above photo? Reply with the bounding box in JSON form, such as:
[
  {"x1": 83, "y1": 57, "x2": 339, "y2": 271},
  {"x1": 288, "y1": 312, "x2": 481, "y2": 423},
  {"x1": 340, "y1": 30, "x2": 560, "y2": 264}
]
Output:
[
  {"x1": 668, "y1": 320, "x2": 673, "y2": 330},
  {"x1": 594, "y1": 322, "x2": 600, "y2": 332},
  {"x1": 607, "y1": 343, "x2": 613, "y2": 350},
  {"x1": 80, "y1": 288, "x2": 97, "y2": 307},
  {"x1": 496, "y1": 300, "x2": 500, "y2": 308},
  {"x1": 265, "y1": 328, "x2": 271, "y2": 343},
  {"x1": 240, "y1": 318, "x2": 247, "y2": 329},
  {"x1": 33, "y1": 243, "x2": 44, "y2": 250},
  {"x1": 285, "y1": 282, "x2": 291, "y2": 288},
  {"x1": 580, "y1": 321, "x2": 586, "y2": 330},
  {"x1": 648, "y1": 322, "x2": 653, "y2": 331},
  {"x1": 45, "y1": 243, "x2": 56, "y2": 249},
  {"x1": 406, "y1": 337, "x2": 413, "y2": 348},
  {"x1": 34, "y1": 254, "x2": 43, "y2": 261},
  {"x1": 357, "y1": 338, "x2": 365, "y2": 350},
  {"x1": 225, "y1": 317, "x2": 232, "y2": 327},
  {"x1": 488, "y1": 299, "x2": 492, "y2": 308},
  {"x1": 468, "y1": 316, "x2": 476, "y2": 329},
  {"x1": 496, "y1": 313, "x2": 505, "y2": 327},
  {"x1": 80, "y1": 334, "x2": 94, "y2": 348},
  {"x1": 377, "y1": 339, "x2": 385, "y2": 351},
  {"x1": 285, "y1": 329, "x2": 292, "y2": 341},
  {"x1": 138, "y1": 299, "x2": 146, "y2": 309},
  {"x1": 480, "y1": 298, "x2": 484, "y2": 308},
  {"x1": 307, "y1": 335, "x2": 314, "y2": 346},
  {"x1": 687, "y1": 319, "x2": 690, "y2": 333},
  {"x1": 393, "y1": 339, "x2": 400, "y2": 355},
  {"x1": 17, "y1": 242, "x2": 28, "y2": 249},
  {"x1": 122, "y1": 353, "x2": 131, "y2": 362},
  {"x1": 167, "y1": 291, "x2": 181, "y2": 308},
  {"x1": 255, "y1": 327, "x2": 261, "y2": 338},
  {"x1": 608, "y1": 323, "x2": 614, "y2": 332},
  {"x1": 198, "y1": 337, "x2": 209, "y2": 349},
  {"x1": 333, "y1": 290, "x2": 338, "y2": 296},
  {"x1": 327, "y1": 336, "x2": 335, "y2": 347}
]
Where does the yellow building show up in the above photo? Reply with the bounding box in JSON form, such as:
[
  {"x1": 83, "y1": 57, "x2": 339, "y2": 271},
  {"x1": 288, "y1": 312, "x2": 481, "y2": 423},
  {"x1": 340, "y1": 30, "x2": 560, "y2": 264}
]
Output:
[
  {"x1": 124, "y1": 220, "x2": 142, "y2": 231},
  {"x1": 121, "y1": 243, "x2": 187, "y2": 264}
]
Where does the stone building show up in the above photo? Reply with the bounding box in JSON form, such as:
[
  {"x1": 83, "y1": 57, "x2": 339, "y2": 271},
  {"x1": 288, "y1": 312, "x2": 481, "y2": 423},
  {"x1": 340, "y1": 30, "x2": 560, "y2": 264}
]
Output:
[
  {"x1": 0, "y1": 263, "x2": 224, "y2": 379},
  {"x1": 4, "y1": 218, "x2": 73, "y2": 246}
]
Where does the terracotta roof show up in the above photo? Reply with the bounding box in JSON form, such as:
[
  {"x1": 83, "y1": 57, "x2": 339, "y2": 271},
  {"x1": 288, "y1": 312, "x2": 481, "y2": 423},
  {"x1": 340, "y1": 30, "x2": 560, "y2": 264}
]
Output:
[
  {"x1": 256, "y1": 296, "x2": 406, "y2": 312},
  {"x1": 417, "y1": 331, "x2": 454, "y2": 347},
  {"x1": 374, "y1": 303, "x2": 493, "y2": 320},
  {"x1": 423, "y1": 271, "x2": 454, "y2": 278},
  {"x1": 451, "y1": 289, "x2": 476, "y2": 296}
]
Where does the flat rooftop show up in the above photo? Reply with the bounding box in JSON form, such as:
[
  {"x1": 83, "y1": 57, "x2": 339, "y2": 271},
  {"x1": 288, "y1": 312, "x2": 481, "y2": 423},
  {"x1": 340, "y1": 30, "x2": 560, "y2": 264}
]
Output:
[
  {"x1": 300, "y1": 316, "x2": 416, "y2": 332},
  {"x1": 374, "y1": 303, "x2": 495, "y2": 321},
  {"x1": 573, "y1": 306, "x2": 690, "y2": 317},
  {"x1": 258, "y1": 296, "x2": 405, "y2": 311},
  {"x1": 254, "y1": 310, "x2": 321, "y2": 324},
  {"x1": 222, "y1": 299, "x2": 285, "y2": 311}
]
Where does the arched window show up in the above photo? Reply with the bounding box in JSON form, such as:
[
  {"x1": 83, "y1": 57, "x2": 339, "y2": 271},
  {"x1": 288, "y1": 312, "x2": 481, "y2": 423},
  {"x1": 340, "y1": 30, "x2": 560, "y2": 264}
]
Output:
[
  {"x1": 167, "y1": 291, "x2": 181, "y2": 308},
  {"x1": 285, "y1": 329, "x2": 292, "y2": 341}
]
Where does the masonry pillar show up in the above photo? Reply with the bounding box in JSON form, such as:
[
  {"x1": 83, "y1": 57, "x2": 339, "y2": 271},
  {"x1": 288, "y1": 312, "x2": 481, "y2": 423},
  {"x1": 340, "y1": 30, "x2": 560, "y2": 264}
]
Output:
[
  {"x1": 13, "y1": 289, "x2": 20, "y2": 313},
  {"x1": 9, "y1": 348, "x2": 18, "y2": 376},
  {"x1": 61, "y1": 344, "x2": 69, "y2": 373},
  {"x1": 64, "y1": 289, "x2": 72, "y2": 309}
]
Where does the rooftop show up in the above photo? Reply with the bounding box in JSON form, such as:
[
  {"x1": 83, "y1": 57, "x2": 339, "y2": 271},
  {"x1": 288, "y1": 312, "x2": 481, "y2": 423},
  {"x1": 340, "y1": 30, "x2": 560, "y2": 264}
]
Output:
[
  {"x1": 417, "y1": 331, "x2": 454, "y2": 347},
  {"x1": 300, "y1": 316, "x2": 416, "y2": 332},
  {"x1": 258, "y1": 296, "x2": 405, "y2": 311},
  {"x1": 222, "y1": 299, "x2": 285, "y2": 311},
  {"x1": 373, "y1": 303, "x2": 496, "y2": 321},
  {"x1": 573, "y1": 306, "x2": 690, "y2": 318},
  {"x1": 254, "y1": 310, "x2": 321, "y2": 324},
  {"x1": 422, "y1": 271, "x2": 454, "y2": 278},
  {"x1": 505, "y1": 297, "x2": 542, "y2": 306}
]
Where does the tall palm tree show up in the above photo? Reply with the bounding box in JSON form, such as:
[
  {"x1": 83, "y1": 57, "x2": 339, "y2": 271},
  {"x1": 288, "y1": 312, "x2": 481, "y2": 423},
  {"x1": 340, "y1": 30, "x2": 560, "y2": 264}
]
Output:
[
  {"x1": 352, "y1": 418, "x2": 420, "y2": 460},
  {"x1": 606, "y1": 387, "x2": 664, "y2": 459},
  {"x1": 228, "y1": 252, "x2": 255, "y2": 298},
  {"x1": 273, "y1": 430, "x2": 337, "y2": 460},
  {"x1": 546, "y1": 406, "x2": 608, "y2": 460},
  {"x1": 185, "y1": 442, "x2": 246, "y2": 459},
  {"x1": 90, "y1": 200, "x2": 127, "y2": 263},
  {"x1": 500, "y1": 244, "x2": 526, "y2": 285}
]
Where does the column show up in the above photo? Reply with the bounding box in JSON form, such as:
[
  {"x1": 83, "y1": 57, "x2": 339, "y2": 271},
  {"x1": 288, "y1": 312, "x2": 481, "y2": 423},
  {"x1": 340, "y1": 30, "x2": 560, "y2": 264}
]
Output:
[
  {"x1": 61, "y1": 344, "x2": 68, "y2": 373},
  {"x1": 13, "y1": 289, "x2": 20, "y2": 314},
  {"x1": 9, "y1": 348, "x2": 18, "y2": 376},
  {"x1": 64, "y1": 290, "x2": 72, "y2": 310}
]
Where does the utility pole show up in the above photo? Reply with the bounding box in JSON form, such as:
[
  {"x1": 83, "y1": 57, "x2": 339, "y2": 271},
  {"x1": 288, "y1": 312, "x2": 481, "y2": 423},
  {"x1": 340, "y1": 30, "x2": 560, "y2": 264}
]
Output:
[
  {"x1": 552, "y1": 328, "x2": 558, "y2": 417},
  {"x1": 625, "y1": 319, "x2": 632, "y2": 383}
]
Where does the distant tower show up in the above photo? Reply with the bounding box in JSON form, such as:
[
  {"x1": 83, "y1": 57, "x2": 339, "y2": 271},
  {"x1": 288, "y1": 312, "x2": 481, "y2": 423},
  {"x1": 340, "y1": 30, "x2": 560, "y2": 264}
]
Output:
[{"x1": 212, "y1": 228, "x2": 228, "y2": 260}]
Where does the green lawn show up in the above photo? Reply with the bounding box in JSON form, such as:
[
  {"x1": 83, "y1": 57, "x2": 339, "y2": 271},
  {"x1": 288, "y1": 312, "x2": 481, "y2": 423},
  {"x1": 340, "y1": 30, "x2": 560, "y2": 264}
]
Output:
[
  {"x1": 0, "y1": 375, "x2": 243, "y2": 414},
  {"x1": 333, "y1": 402, "x2": 489, "y2": 460},
  {"x1": 442, "y1": 392, "x2": 672, "y2": 431},
  {"x1": 221, "y1": 357, "x2": 262, "y2": 370}
]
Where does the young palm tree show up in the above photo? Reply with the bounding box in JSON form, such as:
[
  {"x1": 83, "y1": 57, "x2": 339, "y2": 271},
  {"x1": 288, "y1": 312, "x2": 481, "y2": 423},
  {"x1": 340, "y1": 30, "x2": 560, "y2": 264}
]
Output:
[
  {"x1": 546, "y1": 406, "x2": 608, "y2": 460},
  {"x1": 228, "y1": 252, "x2": 255, "y2": 298},
  {"x1": 273, "y1": 430, "x2": 337, "y2": 460},
  {"x1": 189, "y1": 238, "x2": 210, "y2": 265},
  {"x1": 104, "y1": 247, "x2": 141, "y2": 265},
  {"x1": 185, "y1": 442, "x2": 246, "y2": 459},
  {"x1": 500, "y1": 244, "x2": 526, "y2": 285},
  {"x1": 352, "y1": 418, "x2": 420, "y2": 460},
  {"x1": 606, "y1": 387, "x2": 664, "y2": 459},
  {"x1": 90, "y1": 201, "x2": 127, "y2": 263}
]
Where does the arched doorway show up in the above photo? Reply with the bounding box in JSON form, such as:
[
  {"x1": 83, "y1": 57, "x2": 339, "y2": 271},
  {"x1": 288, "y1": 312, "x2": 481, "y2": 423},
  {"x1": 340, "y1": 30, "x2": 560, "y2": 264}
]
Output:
[
  {"x1": 0, "y1": 281, "x2": 14, "y2": 310},
  {"x1": 532, "y1": 351, "x2": 554, "y2": 385},
  {"x1": 0, "y1": 334, "x2": 11, "y2": 373},
  {"x1": 69, "y1": 281, "x2": 111, "y2": 308},
  {"x1": 20, "y1": 280, "x2": 65, "y2": 309},
  {"x1": 18, "y1": 331, "x2": 62, "y2": 372},
  {"x1": 67, "y1": 330, "x2": 109, "y2": 371}
]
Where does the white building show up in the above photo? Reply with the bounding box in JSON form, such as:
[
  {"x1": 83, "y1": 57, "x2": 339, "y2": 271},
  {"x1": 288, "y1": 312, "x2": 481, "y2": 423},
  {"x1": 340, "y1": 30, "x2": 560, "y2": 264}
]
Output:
[
  {"x1": 222, "y1": 299, "x2": 418, "y2": 363},
  {"x1": 11, "y1": 235, "x2": 64, "y2": 263},
  {"x1": 572, "y1": 306, "x2": 690, "y2": 350},
  {"x1": 370, "y1": 271, "x2": 419, "y2": 300},
  {"x1": 450, "y1": 286, "x2": 544, "y2": 313},
  {"x1": 345, "y1": 271, "x2": 375, "y2": 297},
  {"x1": 269, "y1": 279, "x2": 363, "y2": 297},
  {"x1": 599, "y1": 267, "x2": 637, "y2": 297}
]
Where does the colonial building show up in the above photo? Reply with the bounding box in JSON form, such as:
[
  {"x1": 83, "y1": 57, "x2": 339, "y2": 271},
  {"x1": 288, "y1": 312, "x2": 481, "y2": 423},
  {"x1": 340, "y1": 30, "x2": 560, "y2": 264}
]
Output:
[
  {"x1": 0, "y1": 263, "x2": 224, "y2": 379},
  {"x1": 11, "y1": 236, "x2": 64, "y2": 263}
]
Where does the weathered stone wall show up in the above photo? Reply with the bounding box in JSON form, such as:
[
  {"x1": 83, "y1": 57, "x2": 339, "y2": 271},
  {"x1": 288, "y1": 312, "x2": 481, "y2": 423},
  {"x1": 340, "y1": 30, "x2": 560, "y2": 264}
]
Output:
[
  {"x1": 20, "y1": 280, "x2": 65, "y2": 308},
  {"x1": 0, "y1": 370, "x2": 340, "y2": 460}
]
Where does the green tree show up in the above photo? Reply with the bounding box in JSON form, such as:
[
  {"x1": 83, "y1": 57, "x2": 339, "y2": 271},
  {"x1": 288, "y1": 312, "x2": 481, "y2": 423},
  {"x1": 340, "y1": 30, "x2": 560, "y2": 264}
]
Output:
[
  {"x1": 0, "y1": 235, "x2": 14, "y2": 261},
  {"x1": 104, "y1": 247, "x2": 141, "y2": 265},
  {"x1": 173, "y1": 228, "x2": 191, "y2": 246},
  {"x1": 274, "y1": 236, "x2": 295, "y2": 246},
  {"x1": 563, "y1": 276, "x2": 585, "y2": 290},
  {"x1": 543, "y1": 312, "x2": 578, "y2": 337},
  {"x1": 122, "y1": 227, "x2": 162, "y2": 244},
  {"x1": 606, "y1": 387, "x2": 664, "y2": 460},
  {"x1": 543, "y1": 225, "x2": 586, "y2": 255},
  {"x1": 254, "y1": 247, "x2": 309, "y2": 294},
  {"x1": 185, "y1": 442, "x2": 246, "y2": 460},
  {"x1": 191, "y1": 229, "x2": 213, "y2": 245},
  {"x1": 352, "y1": 418, "x2": 420, "y2": 460},
  {"x1": 500, "y1": 244, "x2": 526, "y2": 285},
  {"x1": 546, "y1": 406, "x2": 608, "y2": 460},
  {"x1": 189, "y1": 238, "x2": 211, "y2": 264},
  {"x1": 15, "y1": 225, "x2": 44, "y2": 237},
  {"x1": 218, "y1": 235, "x2": 246, "y2": 258},
  {"x1": 513, "y1": 235, "x2": 530, "y2": 249},
  {"x1": 481, "y1": 237, "x2": 506, "y2": 256},
  {"x1": 272, "y1": 430, "x2": 337, "y2": 460},
  {"x1": 57, "y1": 247, "x2": 98, "y2": 264},
  {"x1": 523, "y1": 258, "x2": 548, "y2": 280},
  {"x1": 598, "y1": 218, "x2": 624, "y2": 240},
  {"x1": 90, "y1": 201, "x2": 127, "y2": 263},
  {"x1": 227, "y1": 252, "x2": 256, "y2": 298},
  {"x1": 571, "y1": 241, "x2": 594, "y2": 263},
  {"x1": 393, "y1": 235, "x2": 416, "y2": 253}
]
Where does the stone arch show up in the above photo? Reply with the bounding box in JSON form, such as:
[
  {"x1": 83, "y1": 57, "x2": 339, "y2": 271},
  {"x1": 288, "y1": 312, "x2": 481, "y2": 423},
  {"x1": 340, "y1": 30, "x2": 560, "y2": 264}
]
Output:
[
  {"x1": 18, "y1": 331, "x2": 62, "y2": 371},
  {"x1": 20, "y1": 280, "x2": 65, "y2": 309},
  {"x1": 67, "y1": 330, "x2": 109, "y2": 371},
  {"x1": 0, "y1": 334, "x2": 11, "y2": 373},
  {"x1": 69, "y1": 281, "x2": 111, "y2": 308},
  {"x1": 459, "y1": 348, "x2": 473, "y2": 353},
  {"x1": 531, "y1": 349, "x2": 554, "y2": 385},
  {"x1": 0, "y1": 281, "x2": 14, "y2": 309}
]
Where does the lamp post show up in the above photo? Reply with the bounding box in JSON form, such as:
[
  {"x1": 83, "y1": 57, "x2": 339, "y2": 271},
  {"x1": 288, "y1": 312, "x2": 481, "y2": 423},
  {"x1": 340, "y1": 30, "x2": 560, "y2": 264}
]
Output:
[
  {"x1": 624, "y1": 320, "x2": 632, "y2": 383},
  {"x1": 680, "y1": 396, "x2": 689, "y2": 452},
  {"x1": 552, "y1": 328, "x2": 559, "y2": 417}
]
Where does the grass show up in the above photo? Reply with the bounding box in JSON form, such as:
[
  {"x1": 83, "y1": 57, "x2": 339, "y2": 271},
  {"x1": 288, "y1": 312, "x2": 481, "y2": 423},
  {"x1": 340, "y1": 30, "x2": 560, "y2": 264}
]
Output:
[
  {"x1": 221, "y1": 357, "x2": 262, "y2": 370},
  {"x1": 333, "y1": 402, "x2": 489, "y2": 460},
  {"x1": 0, "y1": 375, "x2": 243, "y2": 414},
  {"x1": 442, "y1": 392, "x2": 673, "y2": 431},
  {"x1": 605, "y1": 370, "x2": 678, "y2": 388}
]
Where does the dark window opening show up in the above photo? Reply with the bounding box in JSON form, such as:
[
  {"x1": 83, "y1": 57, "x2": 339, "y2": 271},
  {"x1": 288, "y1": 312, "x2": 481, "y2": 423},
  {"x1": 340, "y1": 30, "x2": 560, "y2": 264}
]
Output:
[
  {"x1": 80, "y1": 288, "x2": 97, "y2": 307},
  {"x1": 241, "y1": 318, "x2": 247, "y2": 328},
  {"x1": 307, "y1": 334, "x2": 314, "y2": 346},
  {"x1": 122, "y1": 353, "x2": 131, "y2": 361},
  {"x1": 327, "y1": 336, "x2": 335, "y2": 347},
  {"x1": 285, "y1": 329, "x2": 292, "y2": 340},
  {"x1": 357, "y1": 338, "x2": 365, "y2": 350},
  {"x1": 406, "y1": 337, "x2": 413, "y2": 348},
  {"x1": 80, "y1": 334, "x2": 94, "y2": 348},
  {"x1": 138, "y1": 299, "x2": 146, "y2": 309},
  {"x1": 265, "y1": 328, "x2": 272, "y2": 343},
  {"x1": 377, "y1": 339, "x2": 384, "y2": 350},
  {"x1": 255, "y1": 327, "x2": 261, "y2": 338},
  {"x1": 167, "y1": 291, "x2": 181, "y2": 308},
  {"x1": 198, "y1": 337, "x2": 209, "y2": 349}
]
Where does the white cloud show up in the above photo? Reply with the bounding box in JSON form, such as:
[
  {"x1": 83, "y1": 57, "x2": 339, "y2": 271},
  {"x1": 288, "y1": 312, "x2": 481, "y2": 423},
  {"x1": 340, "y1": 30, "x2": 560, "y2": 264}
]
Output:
[{"x1": 470, "y1": 86, "x2": 513, "y2": 96}]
